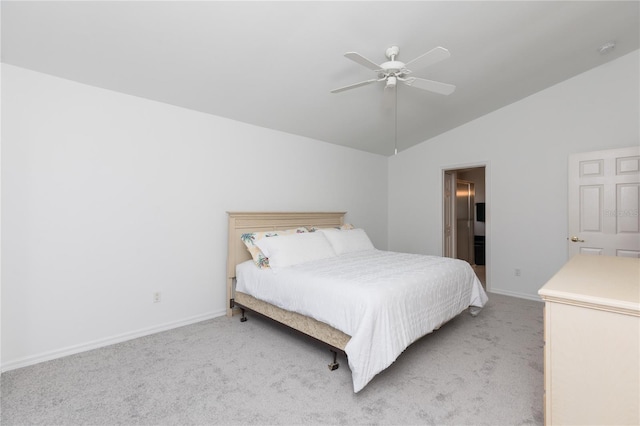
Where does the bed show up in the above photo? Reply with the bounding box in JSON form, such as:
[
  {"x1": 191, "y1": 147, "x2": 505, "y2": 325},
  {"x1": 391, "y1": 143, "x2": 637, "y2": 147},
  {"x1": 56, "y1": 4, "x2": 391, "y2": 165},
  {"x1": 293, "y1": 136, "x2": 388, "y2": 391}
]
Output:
[{"x1": 226, "y1": 211, "x2": 488, "y2": 393}]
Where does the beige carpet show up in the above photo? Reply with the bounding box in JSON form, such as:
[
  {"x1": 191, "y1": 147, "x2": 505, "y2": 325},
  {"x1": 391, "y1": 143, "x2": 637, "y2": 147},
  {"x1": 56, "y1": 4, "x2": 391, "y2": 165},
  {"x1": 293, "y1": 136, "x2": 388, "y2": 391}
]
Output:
[{"x1": 1, "y1": 293, "x2": 543, "y2": 425}]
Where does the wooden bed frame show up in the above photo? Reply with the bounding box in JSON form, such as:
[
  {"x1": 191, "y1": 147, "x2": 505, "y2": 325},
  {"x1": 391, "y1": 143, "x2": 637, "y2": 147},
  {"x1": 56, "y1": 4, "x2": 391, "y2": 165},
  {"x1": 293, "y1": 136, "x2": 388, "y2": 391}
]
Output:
[{"x1": 226, "y1": 212, "x2": 351, "y2": 365}]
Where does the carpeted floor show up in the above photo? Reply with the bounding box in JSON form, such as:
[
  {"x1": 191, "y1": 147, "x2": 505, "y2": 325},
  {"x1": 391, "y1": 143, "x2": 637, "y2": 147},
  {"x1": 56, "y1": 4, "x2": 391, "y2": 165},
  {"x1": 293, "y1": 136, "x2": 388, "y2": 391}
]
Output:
[{"x1": 1, "y1": 293, "x2": 544, "y2": 425}]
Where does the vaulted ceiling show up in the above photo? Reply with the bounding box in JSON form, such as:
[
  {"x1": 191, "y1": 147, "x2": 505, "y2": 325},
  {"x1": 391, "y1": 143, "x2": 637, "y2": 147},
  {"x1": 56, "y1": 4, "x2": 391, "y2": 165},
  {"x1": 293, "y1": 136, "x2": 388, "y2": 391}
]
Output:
[{"x1": 2, "y1": 1, "x2": 639, "y2": 156}]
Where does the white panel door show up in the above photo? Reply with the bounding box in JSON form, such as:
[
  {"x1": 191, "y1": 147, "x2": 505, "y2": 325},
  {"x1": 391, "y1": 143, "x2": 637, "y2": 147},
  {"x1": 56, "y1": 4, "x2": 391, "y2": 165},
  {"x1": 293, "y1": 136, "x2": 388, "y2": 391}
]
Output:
[{"x1": 568, "y1": 146, "x2": 640, "y2": 257}]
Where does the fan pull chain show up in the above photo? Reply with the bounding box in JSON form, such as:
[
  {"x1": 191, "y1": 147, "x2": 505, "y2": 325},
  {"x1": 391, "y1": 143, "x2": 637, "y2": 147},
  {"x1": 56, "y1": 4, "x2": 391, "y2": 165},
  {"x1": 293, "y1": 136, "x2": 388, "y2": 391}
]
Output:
[{"x1": 394, "y1": 86, "x2": 398, "y2": 155}]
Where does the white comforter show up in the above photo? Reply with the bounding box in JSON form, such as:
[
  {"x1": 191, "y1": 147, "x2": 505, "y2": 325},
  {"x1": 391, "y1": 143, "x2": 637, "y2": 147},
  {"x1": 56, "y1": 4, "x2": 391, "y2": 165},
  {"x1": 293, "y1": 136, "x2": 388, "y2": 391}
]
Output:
[{"x1": 236, "y1": 249, "x2": 488, "y2": 392}]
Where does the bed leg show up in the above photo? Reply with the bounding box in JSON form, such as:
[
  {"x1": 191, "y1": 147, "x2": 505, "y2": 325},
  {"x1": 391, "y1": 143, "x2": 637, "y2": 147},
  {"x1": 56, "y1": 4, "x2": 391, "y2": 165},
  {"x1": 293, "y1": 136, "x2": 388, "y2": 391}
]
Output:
[
  {"x1": 328, "y1": 350, "x2": 339, "y2": 371},
  {"x1": 240, "y1": 308, "x2": 248, "y2": 322}
]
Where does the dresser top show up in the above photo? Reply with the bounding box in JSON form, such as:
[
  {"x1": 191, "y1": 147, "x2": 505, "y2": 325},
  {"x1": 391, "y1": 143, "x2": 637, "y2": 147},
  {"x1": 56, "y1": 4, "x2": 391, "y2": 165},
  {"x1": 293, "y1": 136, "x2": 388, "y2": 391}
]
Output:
[{"x1": 539, "y1": 255, "x2": 640, "y2": 314}]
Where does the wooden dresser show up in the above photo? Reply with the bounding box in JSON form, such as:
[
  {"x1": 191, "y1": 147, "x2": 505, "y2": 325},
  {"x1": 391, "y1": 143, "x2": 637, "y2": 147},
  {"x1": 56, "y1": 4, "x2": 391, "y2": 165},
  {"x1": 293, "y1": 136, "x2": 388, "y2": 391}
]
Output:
[{"x1": 539, "y1": 255, "x2": 640, "y2": 425}]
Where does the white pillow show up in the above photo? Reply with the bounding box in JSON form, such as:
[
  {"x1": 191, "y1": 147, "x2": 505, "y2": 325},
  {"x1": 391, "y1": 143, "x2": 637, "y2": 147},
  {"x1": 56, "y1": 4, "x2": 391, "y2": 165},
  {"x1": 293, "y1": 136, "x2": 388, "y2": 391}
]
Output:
[
  {"x1": 318, "y1": 228, "x2": 375, "y2": 255},
  {"x1": 256, "y1": 231, "x2": 337, "y2": 269}
]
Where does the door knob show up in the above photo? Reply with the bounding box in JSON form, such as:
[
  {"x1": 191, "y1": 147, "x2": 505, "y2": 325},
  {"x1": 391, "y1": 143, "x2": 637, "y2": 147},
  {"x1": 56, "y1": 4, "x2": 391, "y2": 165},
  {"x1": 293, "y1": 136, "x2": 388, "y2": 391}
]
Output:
[{"x1": 568, "y1": 236, "x2": 585, "y2": 243}]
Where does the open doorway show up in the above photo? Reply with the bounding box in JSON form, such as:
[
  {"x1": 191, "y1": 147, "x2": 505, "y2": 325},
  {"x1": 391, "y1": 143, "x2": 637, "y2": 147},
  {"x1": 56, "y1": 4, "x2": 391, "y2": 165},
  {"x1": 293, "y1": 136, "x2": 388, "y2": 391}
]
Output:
[{"x1": 443, "y1": 166, "x2": 487, "y2": 289}]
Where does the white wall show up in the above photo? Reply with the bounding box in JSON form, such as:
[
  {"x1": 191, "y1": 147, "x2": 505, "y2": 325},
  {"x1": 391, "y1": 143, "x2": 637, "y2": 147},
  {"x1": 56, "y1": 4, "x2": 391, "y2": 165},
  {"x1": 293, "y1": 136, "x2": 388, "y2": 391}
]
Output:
[
  {"x1": 1, "y1": 64, "x2": 388, "y2": 370},
  {"x1": 389, "y1": 50, "x2": 639, "y2": 300}
]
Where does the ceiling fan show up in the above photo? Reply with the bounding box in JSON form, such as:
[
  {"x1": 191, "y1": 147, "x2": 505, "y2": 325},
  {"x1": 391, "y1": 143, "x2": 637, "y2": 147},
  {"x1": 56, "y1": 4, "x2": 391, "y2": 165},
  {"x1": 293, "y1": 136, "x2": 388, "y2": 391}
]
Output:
[{"x1": 330, "y1": 46, "x2": 456, "y2": 95}]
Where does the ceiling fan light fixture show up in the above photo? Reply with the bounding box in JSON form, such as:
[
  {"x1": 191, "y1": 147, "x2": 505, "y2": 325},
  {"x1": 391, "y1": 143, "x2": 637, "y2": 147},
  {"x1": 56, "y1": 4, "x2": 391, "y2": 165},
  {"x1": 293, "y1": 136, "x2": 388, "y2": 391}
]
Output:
[{"x1": 386, "y1": 76, "x2": 397, "y2": 89}]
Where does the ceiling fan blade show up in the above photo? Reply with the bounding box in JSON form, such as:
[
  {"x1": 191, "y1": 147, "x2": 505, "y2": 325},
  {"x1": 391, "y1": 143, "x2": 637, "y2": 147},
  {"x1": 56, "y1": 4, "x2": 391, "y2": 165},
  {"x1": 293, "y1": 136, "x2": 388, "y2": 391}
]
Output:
[
  {"x1": 404, "y1": 46, "x2": 451, "y2": 70},
  {"x1": 344, "y1": 52, "x2": 382, "y2": 71},
  {"x1": 330, "y1": 78, "x2": 380, "y2": 93},
  {"x1": 403, "y1": 77, "x2": 456, "y2": 95}
]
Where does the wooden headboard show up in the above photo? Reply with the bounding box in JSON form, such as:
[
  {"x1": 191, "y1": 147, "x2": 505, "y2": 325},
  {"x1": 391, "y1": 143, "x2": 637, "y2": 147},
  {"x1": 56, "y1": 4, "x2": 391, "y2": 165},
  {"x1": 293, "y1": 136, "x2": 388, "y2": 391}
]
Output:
[{"x1": 226, "y1": 211, "x2": 346, "y2": 316}]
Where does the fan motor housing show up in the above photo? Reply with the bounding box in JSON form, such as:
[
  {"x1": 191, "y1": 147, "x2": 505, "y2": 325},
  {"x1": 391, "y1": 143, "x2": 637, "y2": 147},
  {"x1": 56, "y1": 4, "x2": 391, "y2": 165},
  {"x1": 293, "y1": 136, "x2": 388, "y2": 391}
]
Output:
[{"x1": 380, "y1": 60, "x2": 407, "y2": 77}]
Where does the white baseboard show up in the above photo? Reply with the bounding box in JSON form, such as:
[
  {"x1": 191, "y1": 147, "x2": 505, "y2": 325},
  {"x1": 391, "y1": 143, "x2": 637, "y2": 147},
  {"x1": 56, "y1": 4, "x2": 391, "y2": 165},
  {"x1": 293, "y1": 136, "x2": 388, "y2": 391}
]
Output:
[
  {"x1": 488, "y1": 288, "x2": 543, "y2": 302},
  {"x1": 1, "y1": 309, "x2": 226, "y2": 373}
]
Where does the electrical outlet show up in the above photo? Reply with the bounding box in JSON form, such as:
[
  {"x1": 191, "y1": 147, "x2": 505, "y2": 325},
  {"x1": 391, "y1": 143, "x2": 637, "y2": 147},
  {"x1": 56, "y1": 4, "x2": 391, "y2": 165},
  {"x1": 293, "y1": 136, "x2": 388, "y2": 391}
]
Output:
[
  {"x1": 153, "y1": 292, "x2": 161, "y2": 303},
  {"x1": 515, "y1": 268, "x2": 521, "y2": 277}
]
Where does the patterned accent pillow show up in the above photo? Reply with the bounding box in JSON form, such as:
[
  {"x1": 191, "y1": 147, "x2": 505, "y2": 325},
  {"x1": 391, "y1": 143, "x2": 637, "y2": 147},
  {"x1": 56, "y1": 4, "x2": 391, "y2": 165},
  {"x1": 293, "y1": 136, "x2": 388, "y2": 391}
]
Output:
[{"x1": 241, "y1": 227, "x2": 308, "y2": 268}]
